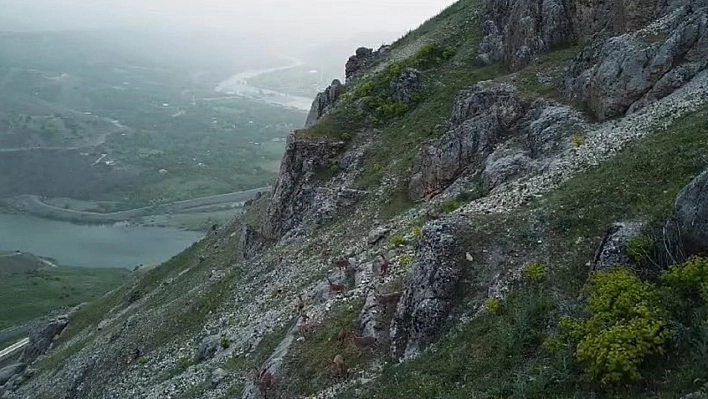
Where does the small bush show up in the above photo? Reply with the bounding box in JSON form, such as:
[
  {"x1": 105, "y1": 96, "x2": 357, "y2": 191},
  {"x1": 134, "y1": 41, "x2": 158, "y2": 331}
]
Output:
[
  {"x1": 413, "y1": 43, "x2": 456, "y2": 69},
  {"x1": 523, "y1": 261, "x2": 546, "y2": 283},
  {"x1": 355, "y1": 81, "x2": 375, "y2": 98},
  {"x1": 399, "y1": 254, "x2": 415, "y2": 267},
  {"x1": 572, "y1": 268, "x2": 669, "y2": 384},
  {"x1": 377, "y1": 101, "x2": 409, "y2": 117},
  {"x1": 484, "y1": 298, "x2": 502, "y2": 315},
  {"x1": 221, "y1": 337, "x2": 231, "y2": 349},
  {"x1": 412, "y1": 227, "x2": 422, "y2": 237},
  {"x1": 662, "y1": 256, "x2": 708, "y2": 304},
  {"x1": 138, "y1": 357, "x2": 148, "y2": 365},
  {"x1": 573, "y1": 134, "x2": 586, "y2": 148},
  {"x1": 390, "y1": 235, "x2": 406, "y2": 247},
  {"x1": 372, "y1": 163, "x2": 384, "y2": 173},
  {"x1": 439, "y1": 199, "x2": 460, "y2": 214}
]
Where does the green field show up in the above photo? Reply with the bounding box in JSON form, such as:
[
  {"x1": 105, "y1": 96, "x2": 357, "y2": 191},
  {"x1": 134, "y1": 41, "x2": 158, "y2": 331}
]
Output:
[{"x1": 0, "y1": 261, "x2": 131, "y2": 330}]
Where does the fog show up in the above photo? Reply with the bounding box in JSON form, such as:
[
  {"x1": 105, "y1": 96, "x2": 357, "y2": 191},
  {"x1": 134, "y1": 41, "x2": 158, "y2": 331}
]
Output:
[{"x1": 0, "y1": 0, "x2": 456, "y2": 49}]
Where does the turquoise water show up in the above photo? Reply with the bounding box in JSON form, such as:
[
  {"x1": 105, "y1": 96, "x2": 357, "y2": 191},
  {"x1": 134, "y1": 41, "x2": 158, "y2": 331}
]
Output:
[{"x1": 0, "y1": 213, "x2": 203, "y2": 269}]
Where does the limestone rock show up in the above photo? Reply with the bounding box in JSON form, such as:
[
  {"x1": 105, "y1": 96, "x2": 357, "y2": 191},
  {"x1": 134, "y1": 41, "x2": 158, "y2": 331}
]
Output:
[
  {"x1": 0, "y1": 364, "x2": 24, "y2": 386},
  {"x1": 482, "y1": 150, "x2": 533, "y2": 192},
  {"x1": 523, "y1": 99, "x2": 586, "y2": 157},
  {"x1": 367, "y1": 227, "x2": 390, "y2": 246},
  {"x1": 389, "y1": 218, "x2": 466, "y2": 361},
  {"x1": 210, "y1": 367, "x2": 226, "y2": 389},
  {"x1": 22, "y1": 316, "x2": 69, "y2": 364},
  {"x1": 194, "y1": 335, "x2": 220, "y2": 363},
  {"x1": 240, "y1": 225, "x2": 266, "y2": 260},
  {"x1": 675, "y1": 169, "x2": 708, "y2": 254},
  {"x1": 305, "y1": 79, "x2": 344, "y2": 127},
  {"x1": 564, "y1": 6, "x2": 708, "y2": 120},
  {"x1": 345, "y1": 47, "x2": 376, "y2": 83},
  {"x1": 592, "y1": 222, "x2": 645, "y2": 271}
]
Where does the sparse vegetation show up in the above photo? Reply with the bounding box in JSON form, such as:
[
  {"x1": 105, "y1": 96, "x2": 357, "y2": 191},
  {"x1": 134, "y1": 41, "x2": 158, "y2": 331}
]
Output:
[
  {"x1": 439, "y1": 198, "x2": 460, "y2": 214},
  {"x1": 390, "y1": 235, "x2": 407, "y2": 247},
  {"x1": 483, "y1": 297, "x2": 502, "y2": 315},
  {"x1": 523, "y1": 261, "x2": 546, "y2": 283}
]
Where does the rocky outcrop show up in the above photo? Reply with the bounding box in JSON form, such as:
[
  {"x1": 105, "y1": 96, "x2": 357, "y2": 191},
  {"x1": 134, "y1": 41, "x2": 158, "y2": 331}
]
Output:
[
  {"x1": 22, "y1": 316, "x2": 69, "y2": 364},
  {"x1": 478, "y1": 0, "x2": 674, "y2": 71},
  {"x1": 410, "y1": 82, "x2": 586, "y2": 199},
  {"x1": 305, "y1": 79, "x2": 344, "y2": 128},
  {"x1": 194, "y1": 335, "x2": 221, "y2": 363},
  {"x1": 345, "y1": 47, "x2": 377, "y2": 83},
  {"x1": 564, "y1": 5, "x2": 708, "y2": 120},
  {"x1": 390, "y1": 68, "x2": 422, "y2": 103},
  {"x1": 409, "y1": 82, "x2": 526, "y2": 200},
  {"x1": 479, "y1": 0, "x2": 573, "y2": 70},
  {"x1": 675, "y1": 169, "x2": 708, "y2": 254},
  {"x1": 262, "y1": 132, "x2": 348, "y2": 241},
  {"x1": 592, "y1": 222, "x2": 645, "y2": 271},
  {"x1": 389, "y1": 218, "x2": 466, "y2": 361},
  {"x1": 0, "y1": 364, "x2": 25, "y2": 387}
]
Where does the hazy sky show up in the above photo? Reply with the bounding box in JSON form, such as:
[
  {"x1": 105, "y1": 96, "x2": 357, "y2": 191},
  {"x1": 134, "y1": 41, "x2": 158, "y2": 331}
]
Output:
[{"x1": 0, "y1": 0, "x2": 456, "y2": 41}]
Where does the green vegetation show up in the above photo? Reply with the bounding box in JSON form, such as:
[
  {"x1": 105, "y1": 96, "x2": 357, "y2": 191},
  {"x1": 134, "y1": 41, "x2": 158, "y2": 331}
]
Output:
[
  {"x1": 439, "y1": 198, "x2": 460, "y2": 214},
  {"x1": 483, "y1": 297, "x2": 502, "y2": 315},
  {"x1": 0, "y1": 265, "x2": 131, "y2": 329},
  {"x1": 523, "y1": 262, "x2": 547, "y2": 283},
  {"x1": 399, "y1": 254, "x2": 415, "y2": 268},
  {"x1": 221, "y1": 337, "x2": 231, "y2": 349},
  {"x1": 390, "y1": 235, "x2": 407, "y2": 247}
]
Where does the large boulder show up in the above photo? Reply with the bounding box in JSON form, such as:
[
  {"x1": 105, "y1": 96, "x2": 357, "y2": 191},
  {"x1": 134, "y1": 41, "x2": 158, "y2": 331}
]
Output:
[
  {"x1": 240, "y1": 225, "x2": 266, "y2": 260},
  {"x1": 345, "y1": 47, "x2": 376, "y2": 83},
  {"x1": 564, "y1": 5, "x2": 708, "y2": 120},
  {"x1": 304, "y1": 79, "x2": 344, "y2": 127},
  {"x1": 389, "y1": 218, "x2": 466, "y2": 361},
  {"x1": 194, "y1": 335, "x2": 221, "y2": 363},
  {"x1": 675, "y1": 169, "x2": 708, "y2": 254},
  {"x1": 592, "y1": 222, "x2": 645, "y2": 271}
]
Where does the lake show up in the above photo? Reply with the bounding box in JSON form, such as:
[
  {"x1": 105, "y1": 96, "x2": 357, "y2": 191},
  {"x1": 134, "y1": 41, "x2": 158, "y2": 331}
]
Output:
[{"x1": 0, "y1": 213, "x2": 203, "y2": 269}]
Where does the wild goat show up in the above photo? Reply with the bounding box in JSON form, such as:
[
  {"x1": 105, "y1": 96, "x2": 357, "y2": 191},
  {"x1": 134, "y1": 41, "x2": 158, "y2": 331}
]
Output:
[
  {"x1": 347, "y1": 334, "x2": 377, "y2": 349},
  {"x1": 335, "y1": 258, "x2": 349, "y2": 271},
  {"x1": 252, "y1": 367, "x2": 274, "y2": 398},
  {"x1": 337, "y1": 327, "x2": 347, "y2": 345},
  {"x1": 327, "y1": 277, "x2": 347, "y2": 295},
  {"x1": 379, "y1": 254, "x2": 389, "y2": 277},
  {"x1": 295, "y1": 294, "x2": 305, "y2": 314},
  {"x1": 298, "y1": 313, "x2": 313, "y2": 337},
  {"x1": 330, "y1": 354, "x2": 347, "y2": 380}
]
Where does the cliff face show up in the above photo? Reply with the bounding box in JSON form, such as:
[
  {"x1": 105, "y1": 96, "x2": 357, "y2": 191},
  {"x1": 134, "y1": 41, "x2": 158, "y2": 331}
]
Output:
[{"x1": 7, "y1": 1, "x2": 708, "y2": 399}]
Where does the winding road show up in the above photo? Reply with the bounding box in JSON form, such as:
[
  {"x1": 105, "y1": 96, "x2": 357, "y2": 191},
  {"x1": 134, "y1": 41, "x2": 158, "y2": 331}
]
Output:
[{"x1": 0, "y1": 338, "x2": 28, "y2": 362}]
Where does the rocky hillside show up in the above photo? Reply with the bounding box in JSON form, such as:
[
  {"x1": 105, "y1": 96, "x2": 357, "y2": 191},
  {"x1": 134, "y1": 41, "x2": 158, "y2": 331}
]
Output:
[{"x1": 4, "y1": 0, "x2": 708, "y2": 398}]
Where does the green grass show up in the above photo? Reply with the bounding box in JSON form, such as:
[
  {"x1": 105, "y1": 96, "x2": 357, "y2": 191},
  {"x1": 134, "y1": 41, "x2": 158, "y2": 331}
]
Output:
[
  {"x1": 337, "y1": 105, "x2": 708, "y2": 399},
  {"x1": 0, "y1": 266, "x2": 131, "y2": 329},
  {"x1": 224, "y1": 323, "x2": 292, "y2": 373}
]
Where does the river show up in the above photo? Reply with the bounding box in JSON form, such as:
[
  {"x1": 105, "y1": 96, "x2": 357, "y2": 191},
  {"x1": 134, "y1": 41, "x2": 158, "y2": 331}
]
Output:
[
  {"x1": 0, "y1": 213, "x2": 202, "y2": 269},
  {"x1": 213, "y1": 57, "x2": 314, "y2": 111}
]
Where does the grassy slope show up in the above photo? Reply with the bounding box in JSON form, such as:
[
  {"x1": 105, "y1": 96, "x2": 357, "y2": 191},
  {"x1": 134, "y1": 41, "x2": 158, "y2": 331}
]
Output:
[{"x1": 0, "y1": 265, "x2": 131, "y2": 330}]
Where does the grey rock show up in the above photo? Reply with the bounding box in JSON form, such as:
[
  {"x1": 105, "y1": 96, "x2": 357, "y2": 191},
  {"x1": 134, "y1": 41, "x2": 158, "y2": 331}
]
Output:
[
  {"x1": 345, "y1": 47, "x2": 376, "y2": 83},
  {"x1": 389, "y1": 218, "x2": 465, "y2": 361},
  {"x1": 0, "y1": 364, "x2": 24, "y2": 386},
  {"x1": 482, "y1": 150, "x2": 533, "y2": 191},
  {"x1": 524, "y1": 99, "x2": 586, "y2": 157},
  {"x1": 194, "y1": 335, "x2": 220, "y2": 363},
  {"x1": 390, "y1": 68, "x2": 422, "y2": 103},
  {"x1": 675, "y1": 169, "x2": 708, "y2": 253},
  {"x1": 305, "y1": 80, "x2": 344, "y2": 127},
  {"x1": 409, "y1": 82, "x2": 526, "y2": 201},
  {"x1": 22, "y1": 316, "x2": 69, "y2": 364},
  {"x1": 592, "y1": 222, "x2": 645, "y2": 271},
  {"x1": 262, "y1": 132, "x2": 347, "y2": 241},
  {"x1": 210, "y1": 367, "x2": 226, "y2": 389},
  {"x1": 240, "y1": 225, "x2": 266, "y2": 260},
  {"x1": 367, "y1": 227, "x2": 391, "y2": 246},
  {"x1": 564, "y1": 6, "x2": 708, "y2": 120}
]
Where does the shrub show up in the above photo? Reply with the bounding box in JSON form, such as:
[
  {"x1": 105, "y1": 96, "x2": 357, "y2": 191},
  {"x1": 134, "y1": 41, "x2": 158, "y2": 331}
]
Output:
[
  {"x1": 398, "y1": 254, "x2": 415, "y2": 267},
  {"x1": 355, "y1": 81, "x2": 375, "y2": 98},
  {"x1": 523, "y1": 261, "x2": 546, "y2": 283},
  {"x1": 573, "y1": 134, "x2": 586, "y2": 148},
  {"x1": 662, "y1": 256, "x2": 708, "y2": 304},
  {"x1": 412, "y1": 227, "x2": 422, "y2": 237},
  {"x1": 390, "y1": 235, "x2": 406, "y2": 247},
  {"x1": 484, "y1": 298, "x2": 502, "y2": 315},
  {"x1": 626, "y1": 236, "x2": 653, "y2": 265},
  {"x1": 413, "y1": 43, "x2": 456, "y2": 69},
  {"x1": 572, "y1": 268, "x2": 669, "y2": 384},
  {"x1": 372, "y1": 163, "x2": 384, "y2": 173},
  {"x1": 221, "y1": 337, "x2": 231, "y2": 349},
  {"x1": 439, "y1": 199, "x2": 460, "y2": 214},
  {"x1": 377, "y1": 101, "x2": 408, "y2": 117},
  {"x1": 138, "y1": 357, "x2": 148, "y2": 365}
]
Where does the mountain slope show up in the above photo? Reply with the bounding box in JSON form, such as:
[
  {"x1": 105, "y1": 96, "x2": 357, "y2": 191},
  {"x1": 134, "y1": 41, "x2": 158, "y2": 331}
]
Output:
[{"x1": 4, "y1": 1, "x2": 708, "y2": 398}]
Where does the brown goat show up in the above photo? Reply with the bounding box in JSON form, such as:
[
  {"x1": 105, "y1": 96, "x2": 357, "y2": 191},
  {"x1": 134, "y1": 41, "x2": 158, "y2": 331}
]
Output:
[
  {"x1": 335, "y1": 258, "x2": 349, "y2": 271},
  {"x1": 379, "y1": 254, "x2": 389, "y2": 277},
  {"x1": 347, "y1": 334, "x2": 377, "y2": 349},
  {"x1": 337, "y1": 327, "x2": 347, "y2": 345},
  {"x1": 376, "y1": 291, "x2": 402, "y2": 305},
  {"x1": 330, "y1": 354, "x2": 347, "y2": 380},
  {"x1": 252, "y1": 367, "x2": 274, "y2": 398},
  {"x1": 295, "y1": 294, "x2": 305, "y2": 314},
  {"x1": 327, "y1": 277, "x2": 347, "y2": 295},
  {"x1": 298, "y1": 314, "x2": 313, "y2": 337}
]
